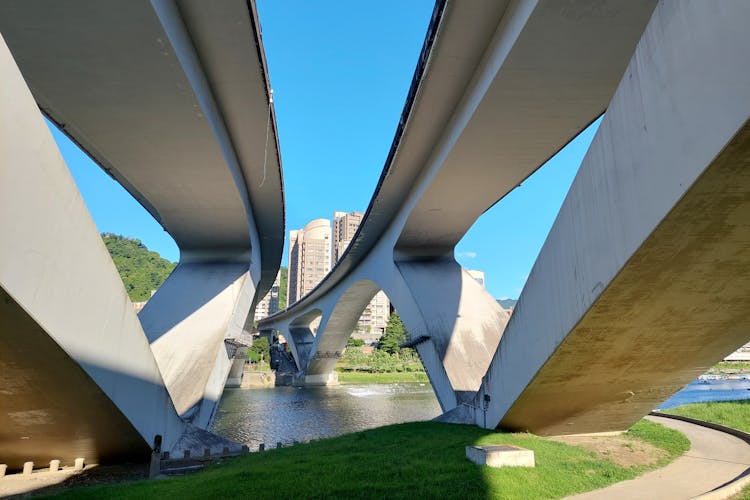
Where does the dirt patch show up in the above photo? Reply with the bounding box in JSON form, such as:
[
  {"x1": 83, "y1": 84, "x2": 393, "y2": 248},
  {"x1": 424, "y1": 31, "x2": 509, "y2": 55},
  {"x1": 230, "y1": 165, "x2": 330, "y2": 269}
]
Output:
[{"x1": 548, "y1": 434, "x2": 666, "y2": 467}]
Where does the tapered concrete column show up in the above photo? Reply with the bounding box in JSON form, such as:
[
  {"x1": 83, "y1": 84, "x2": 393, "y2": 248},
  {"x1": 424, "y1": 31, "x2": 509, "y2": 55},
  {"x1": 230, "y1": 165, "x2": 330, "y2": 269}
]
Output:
[
  {"x1": 394, "y1": 260, "x2": 509, "y2": 409},
  {"x1": 139, "y1": 260, "x2": 257, "y2": 424},
  {"x1": 0, "y1": 34, "x2": 184, "y2": 471},
  {"x1": 479, "y1": 0, "x2": 750, "y2": 434}
]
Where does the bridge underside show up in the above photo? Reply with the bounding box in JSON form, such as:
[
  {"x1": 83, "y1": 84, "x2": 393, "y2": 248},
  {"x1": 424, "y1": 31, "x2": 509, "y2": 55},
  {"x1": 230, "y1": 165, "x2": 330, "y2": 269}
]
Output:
[
  {"x1": 502, "y1": 121, "x2": 750, "y2": 435},
  {"x1": 0, "y1": 0, "x2": 284, "y2": 441},
  {"x1": 0, "y1": 0, "x2": 283, "y2": 469},
  {"x1": 0, "y1": 290, "x2": 149, "y2": 471},
  {"x1": 478, "y1": 0, "x2": 750, "y2": 435}
]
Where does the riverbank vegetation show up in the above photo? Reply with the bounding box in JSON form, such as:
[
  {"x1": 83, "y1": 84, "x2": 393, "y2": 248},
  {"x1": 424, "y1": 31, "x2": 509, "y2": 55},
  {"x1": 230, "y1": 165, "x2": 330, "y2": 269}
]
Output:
[
  {"x1": 336, "y1": 345, "x2": 424, "y2": 374},
  {"x1": 42, "y1": 419, "x2": 687, "y2": 499},
  {"x1": 707, "y1": 361, "x2": 750, "y2": 375},
  {"x1": 336, "y1": 371, "x2": 429, "y2": 384},
  {"x1": 665, "y1": 400, "x2": 750, "y2": 433},
  {"x1": 333, "y1": 312, "x2": 429, "y2": 384}
]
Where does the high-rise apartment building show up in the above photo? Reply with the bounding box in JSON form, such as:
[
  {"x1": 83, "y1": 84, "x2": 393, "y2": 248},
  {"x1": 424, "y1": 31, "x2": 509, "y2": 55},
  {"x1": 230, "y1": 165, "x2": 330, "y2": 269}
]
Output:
[
  {"x1": 332, "y1": 211, "x2": 363, "y2": 265},
  {"x1": 287, "y1": 218, "x2": 331, "y2": 305},
  {"x1": 253, "y1": 271, "x2": 281, "y2": 322},
  {"x1": 355, "y1": 290, "x2": 390, "y2": 344},
  {"x1": 331, "y1": 211, "x2": 390, "y2": 343}
]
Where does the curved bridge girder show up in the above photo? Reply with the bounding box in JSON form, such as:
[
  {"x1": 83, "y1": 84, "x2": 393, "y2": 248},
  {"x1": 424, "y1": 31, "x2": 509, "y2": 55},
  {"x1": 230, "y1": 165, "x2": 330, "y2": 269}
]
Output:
[
  {"x1": 0, "y1": 0, "x2": 283, "y2": 467},
  {"x1": 0, "y1": 39, "x2": 183, "y2": 469},
  {"x1": 260, "y1": 0, "x2": 657, "y2": 416}
]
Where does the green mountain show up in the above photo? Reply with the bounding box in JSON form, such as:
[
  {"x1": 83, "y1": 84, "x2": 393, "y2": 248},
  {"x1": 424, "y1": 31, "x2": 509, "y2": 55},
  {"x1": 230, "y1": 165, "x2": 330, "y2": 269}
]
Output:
[
  {"x1": 102, "y1": 233, "x2": 176, "y2": 302},
  {"x1": 497, "y1": 298, "x2": 518, "y2": 310}
]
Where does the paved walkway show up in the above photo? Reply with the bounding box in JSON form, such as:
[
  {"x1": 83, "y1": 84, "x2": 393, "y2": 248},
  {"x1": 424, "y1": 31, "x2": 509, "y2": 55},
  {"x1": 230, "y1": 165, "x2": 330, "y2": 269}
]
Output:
[{"x1": 568, "y1": 416, "x2": 750, "y2": 499}]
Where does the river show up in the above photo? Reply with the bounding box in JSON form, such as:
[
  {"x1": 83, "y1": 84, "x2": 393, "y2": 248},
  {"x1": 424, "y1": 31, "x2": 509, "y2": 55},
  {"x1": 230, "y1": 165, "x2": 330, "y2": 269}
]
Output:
[
  {"x1": 212, "y1": 383, "x2": 440, "y2": 448},
  {"x1": 211, "y1": 377, "x2": 750, "y2": 448}
]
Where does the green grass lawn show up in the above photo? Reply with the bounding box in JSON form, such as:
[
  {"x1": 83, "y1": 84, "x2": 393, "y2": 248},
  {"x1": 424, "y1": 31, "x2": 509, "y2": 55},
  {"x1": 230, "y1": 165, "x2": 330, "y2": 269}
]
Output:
[
  {"x1": 708, "y1": 361, "x2": 750, "y2": 374},
  {"x1": 336, "y1": 371, "x2": 429, "y2": 384},
  {"x1": 665, "y1": 399, "x2": 750, "y2": 433},
  {"x1": 43, "y1": 420, "x2": 687, "y2": 500}
]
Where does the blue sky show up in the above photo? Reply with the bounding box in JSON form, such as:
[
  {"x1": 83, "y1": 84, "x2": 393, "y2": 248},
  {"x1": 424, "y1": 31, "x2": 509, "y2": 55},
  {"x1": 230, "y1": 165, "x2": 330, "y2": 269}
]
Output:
[{"x1": 50, "y1": 0, "x2": 599, "y2": 301}]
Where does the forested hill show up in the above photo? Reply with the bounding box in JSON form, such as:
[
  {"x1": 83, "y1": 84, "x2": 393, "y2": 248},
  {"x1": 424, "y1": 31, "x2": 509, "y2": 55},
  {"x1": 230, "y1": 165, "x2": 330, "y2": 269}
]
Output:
[{"x1": 102, "y1": 233, "x2": 176, "y2": 302}]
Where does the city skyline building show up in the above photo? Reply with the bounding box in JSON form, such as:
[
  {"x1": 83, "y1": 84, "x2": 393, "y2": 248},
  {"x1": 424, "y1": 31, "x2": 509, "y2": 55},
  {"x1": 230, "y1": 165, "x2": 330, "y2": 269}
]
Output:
[
  {"x1": 254, "y1": 271, "x2": 281, "y2": 322},
  {"x1": 287, "y1": 218, "x2": 331, "y2": 305},
  {"x1": 332, "y1": 211, "x2": 364, "y2": 264},
  {"x1": 331, "y1": 210, "x2": 390, "y2": 343}
]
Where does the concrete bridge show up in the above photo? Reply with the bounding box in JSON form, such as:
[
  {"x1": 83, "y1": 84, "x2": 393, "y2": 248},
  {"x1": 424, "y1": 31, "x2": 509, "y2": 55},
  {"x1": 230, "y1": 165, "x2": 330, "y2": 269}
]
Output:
[
  {"x1": 260, "y1": 0, "x2": 750, "y2": 434},
  {"x1": 2, "y1": 0, "x2": 749, "y2": 473},
  {"x1": 0, "y1": 0, "x2": 282, "y2": 470}
]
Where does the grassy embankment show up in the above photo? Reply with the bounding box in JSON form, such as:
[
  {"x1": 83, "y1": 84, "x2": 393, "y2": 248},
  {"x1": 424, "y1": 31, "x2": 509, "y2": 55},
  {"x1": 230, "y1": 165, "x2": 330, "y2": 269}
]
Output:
[
  {"x1": 665, "y1": 400, "x2": 750, "y2": 431},
  {"x1": 44, "y1": 420, "x2": 687, "y2": 499},
  {"x1": 336, "y1": 371, "x2": 429, "y2": 384},
  {"x1": 708, "y1": 361, "x2": 750, "y2": 375},
  {"x1": 334, "y1": 346, "x2": 428, "y2": 385}
]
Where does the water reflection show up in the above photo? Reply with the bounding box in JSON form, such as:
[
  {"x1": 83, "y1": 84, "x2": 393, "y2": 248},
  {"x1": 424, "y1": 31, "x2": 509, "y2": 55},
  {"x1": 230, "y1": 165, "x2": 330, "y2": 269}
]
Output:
[
  {"x1": 212, "y1": 377, "x2": 750, "y2": 448},
  {"x1": 659, "y1": 377, "x2": 750, "y2": 409},
  {"x1": 211, "y1": 383, "x2": 440, "y2": 448}
]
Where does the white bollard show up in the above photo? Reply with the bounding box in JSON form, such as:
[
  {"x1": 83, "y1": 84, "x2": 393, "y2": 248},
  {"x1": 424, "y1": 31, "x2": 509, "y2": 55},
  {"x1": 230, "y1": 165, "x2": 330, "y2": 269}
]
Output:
[
  {"x1": 0, "y1": 464, "x2": 7, "y2": 477},
  {"x1": 23, "y1": 462, "x2": 33, "y2": 475},
  {"x1": 49, "y1": 460, "x2": 60, "y2": 472},
  {"x1": 74, "y1": 458, "x2": 85, "y2": 471}
]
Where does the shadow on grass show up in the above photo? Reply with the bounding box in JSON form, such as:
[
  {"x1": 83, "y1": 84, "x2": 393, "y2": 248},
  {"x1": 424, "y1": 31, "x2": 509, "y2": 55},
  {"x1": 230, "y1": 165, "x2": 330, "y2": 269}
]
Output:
[{"x1": 32, "y1": 419, "x2": 688, "y2": 500}]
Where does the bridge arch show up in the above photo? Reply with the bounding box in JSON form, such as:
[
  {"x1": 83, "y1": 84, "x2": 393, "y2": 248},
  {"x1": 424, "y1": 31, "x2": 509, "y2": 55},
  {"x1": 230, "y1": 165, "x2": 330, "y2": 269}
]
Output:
[{"x1": 305, "y1": 279, "x2": 383, "y2": 379}]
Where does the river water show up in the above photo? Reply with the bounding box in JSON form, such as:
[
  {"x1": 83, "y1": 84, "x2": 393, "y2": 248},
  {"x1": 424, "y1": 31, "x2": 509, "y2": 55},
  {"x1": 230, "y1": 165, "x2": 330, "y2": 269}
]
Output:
[
  {"x1": 211, "y1": 377, "x2": 750, "y2": 447},
  {"x1": 212, "y1": 383, "x2": 440, "y2": 448}
]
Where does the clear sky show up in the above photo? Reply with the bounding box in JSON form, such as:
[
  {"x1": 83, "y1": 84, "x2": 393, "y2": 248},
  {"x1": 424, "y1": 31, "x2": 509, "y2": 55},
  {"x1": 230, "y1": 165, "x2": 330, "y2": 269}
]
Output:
[{"x1": 50, "y1": 0, "x2": 600, "y2": 301}]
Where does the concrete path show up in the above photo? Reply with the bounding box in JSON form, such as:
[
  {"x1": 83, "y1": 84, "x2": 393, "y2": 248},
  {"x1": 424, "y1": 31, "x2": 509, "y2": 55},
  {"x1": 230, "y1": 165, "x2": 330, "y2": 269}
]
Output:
[{"x1": 568, "y1": 416, "x2": 750, "y2": 499}]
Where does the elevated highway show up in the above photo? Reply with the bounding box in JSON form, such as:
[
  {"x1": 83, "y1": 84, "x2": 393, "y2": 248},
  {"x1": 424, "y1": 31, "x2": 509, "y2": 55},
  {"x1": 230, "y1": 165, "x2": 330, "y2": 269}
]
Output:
[
  {"x1": 262, "y1": 0, "x2": 750, "y2": 435},
  {"x1": 0, "y1": 0, "x2": 283, "y2": 469},
  {"x1": 259, "y1": 0, "x2": 657, "y2": 410}
]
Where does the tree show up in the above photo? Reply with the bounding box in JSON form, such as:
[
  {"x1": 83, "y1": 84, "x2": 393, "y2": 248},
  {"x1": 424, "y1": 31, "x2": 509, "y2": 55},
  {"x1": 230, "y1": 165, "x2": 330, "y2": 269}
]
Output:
[
  {"x1": 248, "y1": 337, "x2": 270, "y2": 364},
  {"x1": 278, "y1": 266, "x2": 288, "y2": 310},
  {"x1": 378, "y1": 311, "x2": 408, "y2": 354},
  {"x1": 347, "y1": 337, "x2": 365, "y2": 347}
]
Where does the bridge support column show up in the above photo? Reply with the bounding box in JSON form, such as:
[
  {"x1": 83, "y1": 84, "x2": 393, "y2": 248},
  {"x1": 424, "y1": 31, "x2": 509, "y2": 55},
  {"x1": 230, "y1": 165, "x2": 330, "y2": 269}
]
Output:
[
  {"x1": 0, "y1": 36, "x2": 184, "y2": 469},
  {"x1": 138, "y1": 260, "x2": 257, "y2": 425},
  {"x1": 392, "y1": 259, "x2": 509, "y2": 412},
  {"x1": 479, "y1": 0, "x2": 750, "y2": 434},
  {"x1": 298, "y1": 372, "x2": 339, "y2": 386}
]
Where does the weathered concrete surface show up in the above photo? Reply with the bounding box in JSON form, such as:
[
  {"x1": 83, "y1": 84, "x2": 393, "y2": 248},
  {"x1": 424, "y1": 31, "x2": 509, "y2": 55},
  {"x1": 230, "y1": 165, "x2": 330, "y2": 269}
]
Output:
[
  {"x1": 395, "y1": 261, "x2": 508, "y2": 402},
  {"x1": 138, "y1": 261, "x2": 254, "y2": 423},
  {"x1": 0, "y1": 35, "x2": 183, "y2": 470},
  {"x1": 568, "y1": 416, "x2": 750, "y2": 499},
  {"x1": 466, "y1": 445, "x2": 535, "y2": 468},
  {"x1": 239, "y1": 371, "x2": 275, "y2": 389},
  {"x1": 259, "y1": 0, "x2": 655, "y2": 414},
  {"x1": 0, "y1": 465, "x2": 100, "y2": 498},
  {"x1": 479, "y1": 0, "x2": 750, "y2": 434}
]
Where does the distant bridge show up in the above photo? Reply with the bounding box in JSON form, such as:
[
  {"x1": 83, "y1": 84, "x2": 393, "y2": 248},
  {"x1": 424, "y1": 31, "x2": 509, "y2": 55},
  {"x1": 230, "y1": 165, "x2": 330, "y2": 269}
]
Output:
[
  {"x1": 0, "y1": 0, "x2": 283, "y2": 470},
  {"x1": 260, "y1": 0, "x2": 750, "y2": 435}
]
